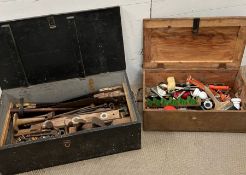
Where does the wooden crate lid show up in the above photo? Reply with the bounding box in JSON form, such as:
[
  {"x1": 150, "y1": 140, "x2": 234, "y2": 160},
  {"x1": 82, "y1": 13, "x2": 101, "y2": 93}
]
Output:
[{"x1": 143, "y1": 17, "x2": 246, "y2": 70}]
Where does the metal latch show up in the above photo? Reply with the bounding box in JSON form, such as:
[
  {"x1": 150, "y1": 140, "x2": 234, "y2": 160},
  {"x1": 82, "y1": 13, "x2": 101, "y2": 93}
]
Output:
[
  {"x1": 192, "y1": 18, "x2": 200, "y2": 34},
  {"x1": 157, "y1": 63, "x2": 165, "y2": 69},
  {"x1": 218, "y1": 63, "x2": 227, "y2": 69},
  {"x1": 63, "y1": 140, "x2": 71, "y2": 148},
  {"x1": 47, "y1": 16, "x2": 56, "y2": 29}
]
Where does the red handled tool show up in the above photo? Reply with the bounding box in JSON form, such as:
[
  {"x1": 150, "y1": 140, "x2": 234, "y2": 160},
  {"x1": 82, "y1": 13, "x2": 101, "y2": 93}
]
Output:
[{"x1": 209, "y1": 85, "x2": 230, "y2": 91}]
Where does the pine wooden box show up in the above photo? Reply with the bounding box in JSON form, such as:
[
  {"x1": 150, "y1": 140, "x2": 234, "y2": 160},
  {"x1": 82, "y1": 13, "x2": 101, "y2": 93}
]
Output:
[{"x1": 143, "y1": 17, "x2": 246, "y2": 132}]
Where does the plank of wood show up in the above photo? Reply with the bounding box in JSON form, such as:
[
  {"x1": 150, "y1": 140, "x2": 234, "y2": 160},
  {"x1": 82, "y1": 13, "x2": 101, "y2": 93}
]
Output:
[
  {"x1": 112, "y1": 117, "x2": 131, "y2": 125},
  {"x1": 232, "y1": 27, "x2": 246, "y2": 67},
  {"x1": 122, "y1": 83, "x2": 134, "y2": 122},
  {"x1": 143, "y1": 28, "x2": 152, "y2": 64},
  {"x1": 143, "y1": 110, "x2": 246, "y2": 132},
  {"x1": 144, "y1": 69, "x2": 237, "y2": 88},
  {"x1": 82, "y1": 117, "x2": 131, "y2": 129},
  {"x1": 144, "y1": 17, "x2": 246, "y2": 28},
  {"x1": 0, "y1": 103, "x2": 13, "y2": 147},
  {"x1": 143, "y1": 70, "x2": 146, "y2": 111},
  {"x1": 234, "y1": 66, "x2": 246, "y2": 109}
]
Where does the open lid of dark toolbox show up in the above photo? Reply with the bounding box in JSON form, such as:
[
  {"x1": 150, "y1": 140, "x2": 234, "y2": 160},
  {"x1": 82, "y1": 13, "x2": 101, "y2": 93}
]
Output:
[
  {"x1": 0, "y1": 7, "x2": 126, "y2": 90},
  {"x1": 143, "y1": 17, "x2": 246, "y2": 70}
]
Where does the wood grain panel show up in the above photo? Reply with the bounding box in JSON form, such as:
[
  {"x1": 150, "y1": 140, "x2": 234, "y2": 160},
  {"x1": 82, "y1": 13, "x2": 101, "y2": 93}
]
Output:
[
  {"x1": 151, "y1": 27, "x2": 238, "y2": 62},
  {"x1": 143, "y1": 17, "x2": 246, "y2": 70},
  {"x1": 0, "y1": 103, "x2": 13, "y2": 147},
  {"x1": 143, "y1": 110, "x2": 246, "y2": 132},
  {"x1": 144, "y1": 69, "x2": 237, "y2": 87},
  {"x1": 144, "y1": 17, "x2": 246, "y2": 28},
  {"x1": 143, "y1": 17, "x2": 246, "y2": 132},
  {"x1": 234, "y1": 66, "x2": 246, "y2": 109}
]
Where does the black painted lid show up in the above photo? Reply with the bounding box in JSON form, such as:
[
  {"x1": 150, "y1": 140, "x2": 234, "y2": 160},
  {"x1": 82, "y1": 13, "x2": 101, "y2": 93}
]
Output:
[{"x1": 0, "y1": 7, "x2": 126, "y2": 90}]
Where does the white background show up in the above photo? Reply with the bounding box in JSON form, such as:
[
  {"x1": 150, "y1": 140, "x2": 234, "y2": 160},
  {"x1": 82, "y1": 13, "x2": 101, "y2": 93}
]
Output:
[{"x1": 1, "y1": 0, "x2": 246, "y2": 92}]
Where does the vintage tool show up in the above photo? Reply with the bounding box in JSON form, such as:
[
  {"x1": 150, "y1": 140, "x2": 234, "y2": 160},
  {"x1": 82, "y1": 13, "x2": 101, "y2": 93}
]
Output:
[
  {"x1": 51, "y1": 103, "x2": 108, "y2": 119},
  {"x1": 94, "y1": 90, "x2": 125, "y2": 99},
  {"x1": 92, "y1": 117, "x2": 113, "y2": 127},
  {"x1": 13, "y1": 113, "x2": 46, "y2": 131},
  {"x1": 71, "y1": 117, "x2": 87, "y2": 126},
  {"x1": 42, "y1": 120, "x2": 54, "y2": 129},
  {"x1": 56, "y1": 117, "x2": 86, "y2": 134},
  {"x1": 218, "y1": 91, "x2": 230, "y2": 102},
  {"x1": 10, "y1": 107, "x2": 76, "y2": 114},
  {"x1": 186, "y1": 76, "x2": 217, "y2": 95},
  {"x1": 92, "y1": 117, "x2": 106, "y2": 127},
  {"x1": 186, "y1": 76, "x2": 206, "y2": 90},
  {"x1": 99, "y1": 86, "x2": 123, "y2": 92},
  {"x1": 14, "y1": 128, "x2": 59, "y2": 138},
  {"x1": 119, "y1": 105, "x2": 129, "y2": 117},
  {"x1": 209, "y1": 85, "x2": 230, "y2": 91},
  {"x1": 167, "y1": 77, "x2": 176, "y2": 92},
  {"x1": 203, "y1": 100, "x2": 213, "y2": 110},
  {"x1": 31, "y1": 109, "x2": 120, "y2": 130},
  {"x1": 65, "y1": 117, "x2": 87, "y2": 133},
  {"x1": 29, "y1": 112, "x2": 55, "y2": 124},
  {"x1": 15, "y1": 103, "x2": 36, "y2": 109},
  {"x1": 231, "y1": 98, "x2": 241, "y2": 110},
  {"x1": 204, "y1": 86, "x2": 233, "y2": 110},
  {"x1": 15, "y1": 130, "x2": 60, "y2": 143}
]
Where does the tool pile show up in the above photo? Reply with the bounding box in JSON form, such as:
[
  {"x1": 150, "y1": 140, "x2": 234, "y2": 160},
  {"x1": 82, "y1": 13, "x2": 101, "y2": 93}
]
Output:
[
  {"x1": 146, "y1": 75, "x2": 242, "y2": 111},
  {"x1": 9, "y1": 86, "x2": 131, "y2": 144}
]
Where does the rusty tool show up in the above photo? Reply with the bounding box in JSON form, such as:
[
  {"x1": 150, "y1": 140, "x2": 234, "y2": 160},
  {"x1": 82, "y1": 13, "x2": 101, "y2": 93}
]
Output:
[
  {"x1": 94, "y1": 90, "x2": 125, "y2": 99},
  {"x1": 10, "y1": 107, "x2": 76, "y2": 114},
  {"x1": 13, "y1": 113, "x2": 46, "y2": 131},
  {"x1": 14, "y1": 128, "x2": 59, "y2": 137},
  {"x1": 92, "y1": 117, "x2": 106, "y2": 127},
  {"x1": 64, "y1": 117, "x2": 87, "y2": 134},
  {"x1": 51, "y1": 103, "x2": 108, "y2": 119},
  {"x1": 15, "y1": 103, "x2": 36, "y2": 109},
  {"x1": 15, "y1": 129, "x2": 60, "y2": 143},
  {"x1": 30, "y1": 109, "x2": 120, "y2": 131},
  {"x1": 42, "y1": 120, "x2": 54, "y2": 130}
]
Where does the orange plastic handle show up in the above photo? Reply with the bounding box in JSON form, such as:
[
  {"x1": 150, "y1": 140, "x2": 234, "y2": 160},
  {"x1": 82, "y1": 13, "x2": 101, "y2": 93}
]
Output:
[
  {"x1": 186, "y1": 75, "x2": 217, "y2": 95},
  {"x1": 209, "y1": 85, "x2": 229, "y2": 91}
]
